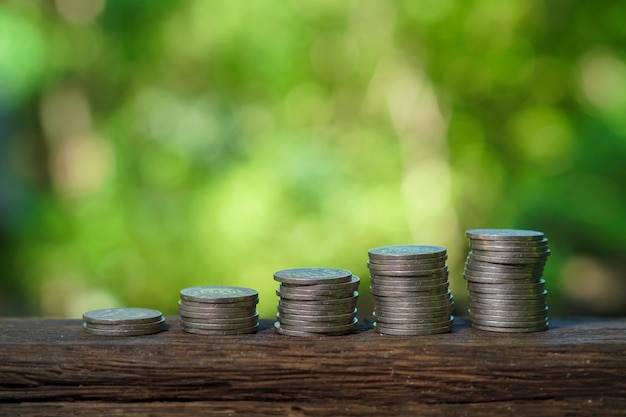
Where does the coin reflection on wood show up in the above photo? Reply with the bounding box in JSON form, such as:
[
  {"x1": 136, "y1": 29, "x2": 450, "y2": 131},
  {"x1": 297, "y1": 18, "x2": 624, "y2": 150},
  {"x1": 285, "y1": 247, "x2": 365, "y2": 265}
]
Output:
[
  {"x1": 178, "y1": 286, "x2": 259, "y2": 335},
  {"x1": 274, "y1": 267, "x2": 359, "y2": 336},
  {"x1": 464, "y1": 229, "x2": 550, "y2": 332},
  {"x1": 368, "y1": 245, "x2": 454, "y2": 336}
]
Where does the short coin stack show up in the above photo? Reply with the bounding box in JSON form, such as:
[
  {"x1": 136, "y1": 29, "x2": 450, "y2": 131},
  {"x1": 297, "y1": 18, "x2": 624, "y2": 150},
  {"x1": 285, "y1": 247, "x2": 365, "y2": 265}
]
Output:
[
  {"x1": 83, "y1": 308, "x2": 165, "y2": 336},
  {"x1": 274, "y1": 267, "x2": 359, "y2": 337},
  {"x1": 463, "y1": 228, "x2": 550, "y2": 332},
  {"x1": 368, "y1": 245, "x2": 454, "y2": 335},
  {"x1": 178, "y1": 286, "x2": 259, "y2": 335}
]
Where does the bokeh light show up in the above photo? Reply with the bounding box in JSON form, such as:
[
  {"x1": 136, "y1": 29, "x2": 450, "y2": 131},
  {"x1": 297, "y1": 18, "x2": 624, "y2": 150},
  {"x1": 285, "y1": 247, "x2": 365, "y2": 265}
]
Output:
[{"x1": 1, "y1": 0, "x2": 625, "y2": 318}]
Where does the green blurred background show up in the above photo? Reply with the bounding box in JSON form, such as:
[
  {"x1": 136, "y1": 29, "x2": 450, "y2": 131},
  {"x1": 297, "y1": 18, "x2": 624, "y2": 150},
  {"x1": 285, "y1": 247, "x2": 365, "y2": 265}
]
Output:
[{"x1": 1, "y1": 0, "x2": 625, "y2": 318}]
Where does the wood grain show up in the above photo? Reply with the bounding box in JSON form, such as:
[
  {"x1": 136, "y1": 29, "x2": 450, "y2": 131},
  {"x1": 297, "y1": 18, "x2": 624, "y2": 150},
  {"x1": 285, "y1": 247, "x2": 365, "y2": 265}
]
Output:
[{"x1": 1, "y1": 317, "x2": 625, "y2": 416}]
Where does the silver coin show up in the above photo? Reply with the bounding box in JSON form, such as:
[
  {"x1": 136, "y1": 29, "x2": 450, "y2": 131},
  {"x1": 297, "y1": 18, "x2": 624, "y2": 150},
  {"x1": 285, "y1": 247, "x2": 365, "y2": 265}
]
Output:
[
  {"x1": 471, "y1": 322, "x2": 548, "y2": 333},
  {"x1": 273, "y1": 267, "x2": 352, "y2": 285},
  {"x1": 370, "y1": 288, "x2": 449, "y2": 298},
  {"x1": 374, "y1": 303, "x2": 454, "y2": 314},
  {"x1": 467, "y1": 281, "x2": 545, "y2": 295},
  {"x1": 470, "y1": 248, "x2": 550, "y2": 259},
  {"x1": 179, "y1": 286, "x2": 258, "y2": 304},
  {"x1": 277, "y1": 301, "x2": 357, "y2": 314},
  {"x1": 469, "y1": 243, "x2": 549, "y2": 252},
  {"x1": 368, "y1": 245, "x2": 447, "y2": 260},
  {"x1": 367, "y1": 260, "x2": 447, "y2": 271},
  {"x1": 279, "y1": 275, "x2": 360, "y2": 291},
  {"x1": 178, "y1": 312, "x2": 259, "y2": 324},
  {"x1": 464, "y1": 264, "x2": 544, "y2": 277},
  {"x1": 277, "y1": 285, "x2": 358, "y2": 298},
  {"x1": 178, "y1": 298, "x2": 258, "y2": 309},
  {"x1": 374, "y1": 316, "x2": 453, "y2": 329},
  {"x1": 82, "y1": 308, "x2": 163, "y2": 325},
  {"x1": 276, "y1": 319, "x2": 357, "y2": 334},
  {"x1": 371, "y1": 281, "x2": 449, "y2": 293},
  {"x1": 374, "y1": 294, "x2": 454, "y2": 307},
  {"x1": 177, "y1": 306, "x2": 257, "y2": 319},
  {"x1": 468, "y1": 300, "x2": 547, "y2": 312},
  {"x1": 373, "y1": 322, "x2": 451, "y2": 335},
  {"x1": 468, "y1": 289, "x2": 548, "y2": 301},
  {"x1": 469, "y1": 253, "x2": 548, "y2": 265},
  {"x1": 468, "y1": 305, "x2": 548, "y2": 317},
  {"x1": 179, "y1": 319, "x2": 259, "y2": 331},
  {"x1": 367, "y1": 256, "x2": 448, "y2": 266},
  {"x1": 469, "y1": 237, "x2": 549, "y2": 247},
  {"x1": 466, "y1": 229, "x2": 544, "y2": 241},
  {"x1": 82, "y1": 317, "x2": 166, "y2": 331},
  {"x1": 276, "y1": 309, "x2": 356, "y2": 323},
  {"x1": 374, "y1": 289, "x2": 452, "y2": 302},
  {"x1": 277, "y1": 294, "x2": 358, "y2": 306},
  {"x1": 468, "y1": 311, "x2": 547, "y2": 323},
  {"x1": 374, "y1": 313, "x2": 453, "y2": 325},
  {"x1": 276, "y1": 288, "x2": 358, "y2": 301},
  {"x1": 277, "y1": 314, "x2": 356, "y2": 327},
  {"x1": 83, "y1": 323, "x2": 165, "y2": 336},
  {"x1": 273, "y1": 322, "x2": 354, "y2": 337},
  {"x1": 470, "y1": 317, "x2": 548, "y2": 328},
  {"x1": 368, "y1": 267, "x2": 449, "y2": 278},
  {"x1": 181, "y1": 323, "x2": 259, "y2": 335},
  {"x1": 463, "y1": 273, "x2": 542, "y2": 284}
]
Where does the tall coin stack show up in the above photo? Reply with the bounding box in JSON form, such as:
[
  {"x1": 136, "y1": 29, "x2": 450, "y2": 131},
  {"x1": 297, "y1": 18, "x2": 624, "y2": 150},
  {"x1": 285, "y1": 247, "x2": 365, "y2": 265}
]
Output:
[
  {"x1": 83, "y1": 308, "x2": 165, "y2": 336},
  {"x1": 368, "y1": 245, "x2": 454, "y2": 335},
  {"x1": 178, "y1": 286, "x2": 259, "y2": 335},
  {"x1": 274, "y1": 267, "x2": 359, "y2": 337},
  {"x1": 463, "y1": 229, "x2": 550, "y2": 332}
]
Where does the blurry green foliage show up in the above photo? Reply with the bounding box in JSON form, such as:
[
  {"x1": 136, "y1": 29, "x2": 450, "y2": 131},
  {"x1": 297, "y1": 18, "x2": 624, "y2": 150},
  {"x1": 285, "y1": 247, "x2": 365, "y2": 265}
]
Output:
[{"x1": 1, "y1": 0, "x2": 625, "y2": 318}]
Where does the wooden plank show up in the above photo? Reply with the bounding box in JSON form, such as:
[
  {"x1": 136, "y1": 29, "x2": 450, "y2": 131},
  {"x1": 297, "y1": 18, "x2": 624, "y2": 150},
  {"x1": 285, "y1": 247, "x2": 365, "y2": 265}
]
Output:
[{"x1": 1, "y1": 317, "x2": 625, "y2": 415}]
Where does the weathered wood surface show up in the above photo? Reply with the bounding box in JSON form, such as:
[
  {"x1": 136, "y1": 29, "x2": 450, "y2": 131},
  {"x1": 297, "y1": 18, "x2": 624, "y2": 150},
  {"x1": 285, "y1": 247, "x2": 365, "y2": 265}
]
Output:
[{"x1": 1, "y1": 317, "x2": 625, "y2": 416}]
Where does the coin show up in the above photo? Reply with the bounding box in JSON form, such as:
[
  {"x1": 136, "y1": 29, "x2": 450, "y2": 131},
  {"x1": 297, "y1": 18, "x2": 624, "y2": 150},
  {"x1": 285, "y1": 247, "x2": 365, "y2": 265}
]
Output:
[
  {"x1": 179, "y1": 286, "x2": 259, "y2": 303},
  {"x1": 368, "y1": 245, "x2": 447, "y2": 260},
  {"x1": 277, "y1": 315, "x2": 358, "y2": 328},
  {"x1": 181, "y1": 323, "x2": 259, "y2": 335},
  {"x1": 83, "y1": 308, "x2": 163, "y2": 325},
  {"x1": 468, "y1": 310, "x2": 547, "y2": 322},
  {"x1": 276, "y1": 287, "x2": 359, "y2": 304},
  {"x1": 83, "y1": 323, "x2": 166, "y2": 336},
  {"x1": 466, "y1": 229, "x2": 544, "y2": 241},
  {"x1": 179, "y1": 313, "x2": 259, "y2": 325},
  {"x1": 471, "y1": 322, "x2": 548, "y2": 333},
  {"x1": 179, "y1": 298, "x2": 258, "y2": 309},
  {"x1": 82, "y1": 317, "x2": 166, "y2": 331},
  {"x1": 373, "y1": 322, "x2": 452, "y2": 335},
  {"x1": 273, "y1": 322, "x2": 353, "y2": 337},
  {"x1": 279, "y1": 275, "x2": 360, "y2": 291},
  {"x1": 273, "y1": 267, "x2": 352, "y2": 285},
  {"x1": 368, "y1": 266, "x2": 449, "y2": 277},
  {"x1": 276, "y1": 310, "x2": 357, "y2": 324}
]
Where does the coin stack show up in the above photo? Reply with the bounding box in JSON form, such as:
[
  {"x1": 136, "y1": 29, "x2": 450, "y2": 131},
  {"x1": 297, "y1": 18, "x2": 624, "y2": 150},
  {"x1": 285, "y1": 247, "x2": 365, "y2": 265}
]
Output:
[
  {"x1": 274, "y1": 267, "x2": 359, "y2": 337},
  {"x1": 178, "y1": 286, "x2": 259, "y2": 335},
  {"x1": 368, "y1": 245, "x2": 454, "y2": 336},
  {"x1": 82, "y1": 308, "x2": 165, "y2": 336},
  {"x1": 463, "y1": 228, "x2": 550, "y2": 332}
]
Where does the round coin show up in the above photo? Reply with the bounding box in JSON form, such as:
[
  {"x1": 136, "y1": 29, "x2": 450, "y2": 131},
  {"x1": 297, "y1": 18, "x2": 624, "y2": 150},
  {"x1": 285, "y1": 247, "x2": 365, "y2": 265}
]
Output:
[
  {"x1": 181, "y1": 323, "x2": 259, "y2": 335},
  {"x1": 83, "y1": 323, "x2": 165, "y2": 336},
  {"x1": 273, "y1": 267, "x2": 352, "y2": 285},
  {"x1": 368, "y1": 245, "x2": 447, "y2": 260},
  {"x1": 466, "y1": 229, "x2": 545, "y2": 241},
  {"x1": 179, "y1": 286, "x2": 258, "y2": 303},
  {"x1": 83, "y1": 308, "x2": 163, "y2": 325},
  {"x1": 373, "y1": 322, "x2": 451, "y2": 336}
]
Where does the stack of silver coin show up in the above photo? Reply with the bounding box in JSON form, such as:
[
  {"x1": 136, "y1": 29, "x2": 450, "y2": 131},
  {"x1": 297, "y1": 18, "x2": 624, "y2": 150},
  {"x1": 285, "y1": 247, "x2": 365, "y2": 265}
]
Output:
[
  {"x1": 368, "y1": 245, "x2": 454, "y2": 335},
  {"x1": 274, "y1": 267, "x2": 359, "y2": 337},
  {"x1": 83, "y1": 308, "x2": 165, "y2": 336},
  {"x1": 464, "y1": 228, "x2": 550, "y2": 332},
  {"x1": 178, "y1": 286, "x2": 259, "y2": 335}
]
